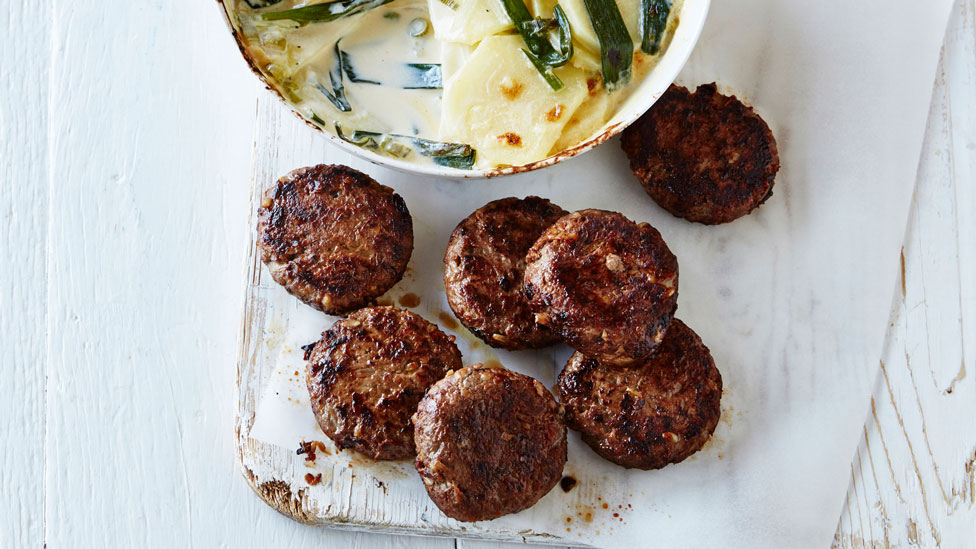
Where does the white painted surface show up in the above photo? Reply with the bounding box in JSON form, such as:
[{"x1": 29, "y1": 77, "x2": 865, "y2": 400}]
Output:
[
  {"x1": 834, "y1": 1, "x2": 976, "y2": 545},
  {"x1": 0, "y1": 0, "x2": 972, "y2": 548},
  {"x1": 0, "y1": 1, "x2": 49, "y2": 547}
]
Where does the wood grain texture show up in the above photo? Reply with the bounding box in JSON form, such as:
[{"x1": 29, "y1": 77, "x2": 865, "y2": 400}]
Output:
[
  {"x1": 834, "y1": 0, "x2": 976, "y2": 546},
  {"x1": 0, "y1": 1, "x2": 49, "y2": 547},
  {"x1": 235, "y1": 94, "x2": 578, "y2": 547},
  {"x1": 40, "y1": 1, "x2": 441, "y2": 548}
]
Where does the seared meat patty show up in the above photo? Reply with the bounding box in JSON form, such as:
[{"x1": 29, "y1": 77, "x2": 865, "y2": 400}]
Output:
[
  {"x1": 557, "y1": 319, "x2": 722, "y2": 470},
  {"x1": 413, "y1": 365, "x2": 567, "y2": 522},
  {"x1": 443, "y1": 196, "x2": 568, "y2": 350},
  {"x1": 523, "y1": 209, "x2": 678, "y2": 366},
  {"x1": 306, "y1": 306, "x2": 461, "y2": 460},
  {"x1": 257, "y1": 164, "x2": 413, "y2": 315},
  {"x1": 621, "y1": 83, "x2": 780, "y2": 225}
]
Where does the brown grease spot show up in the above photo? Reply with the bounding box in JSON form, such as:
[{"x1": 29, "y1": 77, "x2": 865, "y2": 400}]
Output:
[
  {"x1": 483, "y1": 359, "x2": 503, "y2": 369},
  {"x1": 560, "y1": 476, "x2": 578, "y2": 492},
  {"x1": 565, "y1": 517, "x2": 572, "y2": 523},
  {"x1": 304, "y1": 473, "x2": 322, "y2": 486},
  {"x1": 583, "y1": 512, "x2": 593, "y2": 522},
  {"x1": 398, "y1": 293, "x2": 421, "y2": 308},
  {"x1": 613, "y1": 512, "x2": 619, "y2": 518},
  {"x1": 546, "y1": 104, "x2": 565, "y2": 122},
  {"x1": 376, "y1": 296, "x2": 394, "y2": 306},
  {"x1": 602, "y1": 503, "x2": 609, "y2": 509},
  {"x1": 500, "y1": 79, "x2": 525, "y2": 100},
  {"x1": 498, "y1": 133, "x2": 522, "y2": 147},
  {"x1": 586, "y1": 77, "x2": 601, "y2": 96},
  {"x1": 437, "y1": 311, "x2": 459, "y2": 330}
]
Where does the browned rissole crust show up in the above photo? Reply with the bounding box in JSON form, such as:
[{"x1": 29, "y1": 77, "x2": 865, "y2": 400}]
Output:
[
  {"x1": 524, "y1": 209, "x2": 679, "y2": 366},
  {"x1": 257, "y1": 164, "x2": 413, "y2": 315},
  {"x1": 621, "y1": 83, "x2": 779, "y2": 225},
  {"x1": 444, "y1": 196, "x2": 568, "y2": 350},
  {"x1": 413, "y1": 365, "x2": 567, "y2": 522},
  {"x1": 306, "y1": 306, "x2": 461, "y2": 460},
  {"x1": 557, "y1": 319, "x2": 722, "y2": 470}
]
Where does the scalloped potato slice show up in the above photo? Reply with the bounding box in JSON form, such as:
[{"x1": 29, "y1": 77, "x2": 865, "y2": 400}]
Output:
[
  {"x1": 560, "y1": 0, "x2": 641, "y2": 53},
  {"x1": 440, "y1": 42, "x2": 475, "y2": 86},
  {"x1": 531, "y1": 0, "x2": 557, "y2": 17},
  {"x1": 440, "y1": 34, "x2": 588, "y2": 167},
  {"x1": 428, "y1": 0, "x2": 513, "y2": 45},
  {"x1": 551, "y1": 76, "x2": 609, "y2": 153}
]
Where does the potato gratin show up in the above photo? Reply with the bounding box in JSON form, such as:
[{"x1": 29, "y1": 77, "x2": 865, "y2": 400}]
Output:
[{"x1": 230, "y1": 0, "x2": 680, "y2": 169}]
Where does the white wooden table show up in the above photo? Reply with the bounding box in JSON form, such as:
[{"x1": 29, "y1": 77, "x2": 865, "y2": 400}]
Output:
[{"x1": 1, "y1": 0, "x2": 973, "y2": 547}]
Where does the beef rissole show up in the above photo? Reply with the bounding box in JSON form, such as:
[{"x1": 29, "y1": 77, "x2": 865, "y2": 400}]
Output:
[
  {"x1": 621, "y1": 83, "x2": 780, "y2": 225},
  {"x1": 306, "y1": 306, "x2": 461, "y2": 460},
  {"x1": 257, "y1": 164, "x2": 413, "y2": 315},
  {"x1": 444, "y1": 196, "x2": 567, "y2": 350},
  {"x1": 524, "y1": 209, "x2": 679, "y2": 366},
  {"x1": 413, "y1": 365, "x2": 567, "y2": 521},
  {"x1": 557, "y1": 319, "x2": 722, "y2": 470}
]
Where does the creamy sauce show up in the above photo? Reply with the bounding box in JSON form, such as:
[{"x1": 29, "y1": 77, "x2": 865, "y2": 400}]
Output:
[{"x1": 233, "y1": 0, "x2": 679, "y2": 169}]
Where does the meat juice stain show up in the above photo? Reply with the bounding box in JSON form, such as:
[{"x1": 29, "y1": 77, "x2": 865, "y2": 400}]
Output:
[
  {"x1": 376, "y1": 296, "x2": 394, "y2": 306},
  {"x1": 560, "y1": 476, "x2": 578, "y2": 492},
  {"x1": 437, "y1": 311, "x2": 459, "y2": 331},
  {"x1": 398, "y1": 293, "x2": 421, "y2": 308},
  {"x1": 575, "y1": 505, "x2": 594, "y2": 523},
  {"x1": 483, "y1": 359, "x2": 503, "y2": 369}
]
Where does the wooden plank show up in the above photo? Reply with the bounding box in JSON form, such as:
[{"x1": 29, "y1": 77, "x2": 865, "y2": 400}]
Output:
[
  {"x1": 834, "y1": 0, "x2": 976, "y2": 545},
  {"x1": 0, "y1": 1, "x2": 50, "y2": 546},
  {"x1": 37, "y1": 2, "x2": 419, "y2": 548},
  {"x1": 235, "y1": 91, "x2": 578, "y2": 546}
]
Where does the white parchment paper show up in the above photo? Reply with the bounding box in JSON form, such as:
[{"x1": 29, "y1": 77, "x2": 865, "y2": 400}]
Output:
[{"x1": 248, "y1": 0, "x2": 956, "y2": 546}]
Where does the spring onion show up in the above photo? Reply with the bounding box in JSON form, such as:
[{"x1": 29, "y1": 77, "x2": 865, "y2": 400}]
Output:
[
  {"x1": 407, "y1": 18, "x2": 429, "y2": 37},
  {"x1": 336, "y1": 125, "x2": 477, "y2": 169},
  {"x1": 581, "y1": 0, "x2": 633, "y2": 90},
  {"x1": 402, "y1": 63, "x2": 442, "y2": 89},
  {"x1": 640, "y1": 0, "x2": 671, "y2": 55},
  {"x1": 316, "y1": 41, "x2": 351, "y2": 112},
  {"x1": 501, "y1": 0, "x2": 574, "y2": 91},
  {"x1": 340, "y1": 50, "x2": 442, "y2": 89},
  {"x1": 339, "y1": 51, "x2": 382, "y2": 85},
  {"x1": 258, "y1": 0, "x2": 395, "y2": 25},
  {"x1": 244, "y1": 0, "x2": 282, "y2": 8},
  {"x1": 521, "y1": 50, "x2": 564, "y2": 91}
]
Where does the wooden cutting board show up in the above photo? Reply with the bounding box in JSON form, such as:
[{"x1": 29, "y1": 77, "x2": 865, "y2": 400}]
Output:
[{"x1": 235, "y1": 95, "x2": 602, "y2": 546}]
